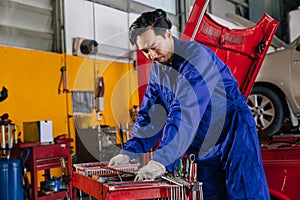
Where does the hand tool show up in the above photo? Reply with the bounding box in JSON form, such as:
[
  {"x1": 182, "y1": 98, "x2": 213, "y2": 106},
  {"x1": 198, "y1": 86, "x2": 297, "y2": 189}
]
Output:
[
  {"x1": 192, "y1": 181, "x2": 203, "y2": 200},
  {"x1": 161, "y1": 173, "x2": 190, "y2": 187},
  {"x1": 118, "y1": 123, "x2": 124, "y2": 149},
  {"x1": 60, "y1": 157, "x2": 71, "y2": 200},
  {"x1": 189, "y1": 154, "x2": 197, "y2": 181}
]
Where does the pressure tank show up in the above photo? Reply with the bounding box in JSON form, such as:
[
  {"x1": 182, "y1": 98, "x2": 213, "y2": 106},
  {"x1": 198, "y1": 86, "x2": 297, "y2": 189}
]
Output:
[{"x1": 0, "y1": 158, "x2": 24, "y2": 200}]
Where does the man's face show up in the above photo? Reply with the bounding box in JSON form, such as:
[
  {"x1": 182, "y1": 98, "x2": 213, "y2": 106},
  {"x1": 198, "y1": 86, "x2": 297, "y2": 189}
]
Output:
[{"x1": 136, "y1": 28, "x2": 173, "y2": 65}]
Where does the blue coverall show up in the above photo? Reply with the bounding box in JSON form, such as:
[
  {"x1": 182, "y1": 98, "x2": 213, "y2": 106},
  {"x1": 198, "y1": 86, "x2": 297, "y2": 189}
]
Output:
[{"x1": 121, "y1": 37, "x2": 270, "y2": 199}]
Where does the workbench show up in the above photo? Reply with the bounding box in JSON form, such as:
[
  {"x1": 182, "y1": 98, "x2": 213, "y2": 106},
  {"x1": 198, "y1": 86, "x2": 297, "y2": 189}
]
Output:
[{"x1": 13, "y1": 140, "x2": 73, "y2": 200}]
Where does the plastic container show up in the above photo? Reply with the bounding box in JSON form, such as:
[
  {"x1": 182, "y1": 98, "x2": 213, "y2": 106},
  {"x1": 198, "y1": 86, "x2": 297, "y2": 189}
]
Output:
[{"x1": 0, "y1": 158, "x2": 24, "y2": 200}]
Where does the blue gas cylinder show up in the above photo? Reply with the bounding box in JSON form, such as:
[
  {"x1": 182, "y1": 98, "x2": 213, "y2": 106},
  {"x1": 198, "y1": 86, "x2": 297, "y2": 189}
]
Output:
[{"x1": 0, "y1": 158, "x2": 24, "y2": 200}]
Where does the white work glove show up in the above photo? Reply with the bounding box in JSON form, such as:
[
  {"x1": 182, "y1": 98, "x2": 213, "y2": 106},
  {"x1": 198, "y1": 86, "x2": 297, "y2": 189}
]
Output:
[
  {"x1": 108, "y1": 154, "x2": 130, "y2": 166},
  {"x1": 134, "y1": 160, "x2": 166, "y2": 181}
]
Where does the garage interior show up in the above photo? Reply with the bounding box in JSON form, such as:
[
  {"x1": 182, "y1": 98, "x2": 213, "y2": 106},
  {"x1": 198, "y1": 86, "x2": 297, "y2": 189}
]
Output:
[{"x1": 0, "y1": 0, "x2": 300, "y2": 199}]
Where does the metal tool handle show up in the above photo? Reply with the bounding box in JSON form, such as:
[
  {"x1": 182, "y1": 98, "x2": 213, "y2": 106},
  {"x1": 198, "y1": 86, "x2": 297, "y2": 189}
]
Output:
[
  {"x1": 118, "y1": 123, "x2": 124, "y2": 149},
  {"x1": 189, "y1": 154, "x2": 196, "y2": 181},
  {"x1": 60, "y1": 157, "x2": 67, "y2": 175},
  {"x1": 58, "y1": 66, "x2": 69, "y2": 94}
]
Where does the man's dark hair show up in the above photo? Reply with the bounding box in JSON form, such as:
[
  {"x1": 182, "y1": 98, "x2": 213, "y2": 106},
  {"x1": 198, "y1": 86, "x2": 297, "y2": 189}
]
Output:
[{"x1": 129, "y1": 9, "x2": 172, "y2": 45}]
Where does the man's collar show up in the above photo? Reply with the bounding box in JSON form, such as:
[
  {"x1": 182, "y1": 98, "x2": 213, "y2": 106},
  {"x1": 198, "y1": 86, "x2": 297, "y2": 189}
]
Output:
[{"x1": 172, "y1": 37, "x2": 185, "y2": 68}]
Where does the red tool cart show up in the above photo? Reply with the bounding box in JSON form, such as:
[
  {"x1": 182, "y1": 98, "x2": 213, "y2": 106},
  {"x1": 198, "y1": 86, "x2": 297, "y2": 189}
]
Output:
[
  {"x1": 73, "y1": 161, "x2": 202, "y2": 199},
  {"x1": 260, "y1": 134, "x2": 300, "y2": 200},
  {"x1": 13, "y1": 139, "x2": 73, "y2": 200}
]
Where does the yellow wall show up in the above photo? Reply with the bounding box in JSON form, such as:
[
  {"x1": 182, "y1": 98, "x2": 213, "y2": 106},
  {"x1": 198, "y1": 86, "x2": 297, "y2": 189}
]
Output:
[
  {"x1": 66, "y1": 55, "x2": 139, "y2": 129},
  {"x1": 0, "y1": 46, "x2": 139, "y2": 151},
  {"x1": 0, "y1": 46, "x2": 68, "y2": 137}
]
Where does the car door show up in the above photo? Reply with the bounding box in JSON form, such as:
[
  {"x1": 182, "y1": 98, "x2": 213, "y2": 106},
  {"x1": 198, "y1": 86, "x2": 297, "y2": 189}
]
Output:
[{"x1": 291, "y1": 36, "x2": 300, "y2": 109}]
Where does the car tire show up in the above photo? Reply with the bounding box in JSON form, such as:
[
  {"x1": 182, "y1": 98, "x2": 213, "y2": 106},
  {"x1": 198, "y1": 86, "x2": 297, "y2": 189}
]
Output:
[{"x1": 247, "y1": 86, "x2": 284, "y2": 137}]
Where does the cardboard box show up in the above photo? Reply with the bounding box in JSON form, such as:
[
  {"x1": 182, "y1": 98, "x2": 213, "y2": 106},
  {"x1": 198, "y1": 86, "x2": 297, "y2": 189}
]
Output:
[{"x1": 23, "y1": 120, "x2": 53, "y2": 143}]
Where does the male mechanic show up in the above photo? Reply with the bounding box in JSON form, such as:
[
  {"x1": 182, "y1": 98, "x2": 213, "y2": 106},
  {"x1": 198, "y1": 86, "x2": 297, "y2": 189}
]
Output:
[{"x1": 109, "y1": 9, "x2": 270, "y2": 199}]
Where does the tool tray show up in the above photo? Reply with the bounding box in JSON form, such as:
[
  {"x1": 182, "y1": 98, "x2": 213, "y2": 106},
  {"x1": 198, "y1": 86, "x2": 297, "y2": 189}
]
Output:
[{"x1": 73, "y1": 162, "x2": 139, "y2": 177}]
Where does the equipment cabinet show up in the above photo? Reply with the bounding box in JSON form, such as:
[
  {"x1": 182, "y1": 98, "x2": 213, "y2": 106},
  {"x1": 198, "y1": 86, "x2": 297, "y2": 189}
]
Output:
[{"x1": 13, "y1": 140, "x2": 73, "y2": 200}]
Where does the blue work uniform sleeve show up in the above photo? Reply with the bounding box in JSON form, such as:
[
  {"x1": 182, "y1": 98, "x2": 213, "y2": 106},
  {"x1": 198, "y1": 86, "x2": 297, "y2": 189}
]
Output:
[
  {"x1": 151, "y1": 51, "x2": 222, "y2": 173},
  {"x1": 120, "y1": 73, "x2": 165, "y2": 159}
]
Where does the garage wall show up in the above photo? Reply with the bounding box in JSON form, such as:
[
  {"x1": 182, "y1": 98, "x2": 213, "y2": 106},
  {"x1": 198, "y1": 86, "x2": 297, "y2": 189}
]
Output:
[
  {"x1": 0, "y1": 47, "x2": 68, "y2": 137},
  {"x1": 0, "y1": 47, "x2": 139, "y2": 141},
  {"x1": 66, "y1": 55, "x2": 139, "y2": 128},
  {"x1": 65, "y1": 0, "x2": 139, "y2": 60}
]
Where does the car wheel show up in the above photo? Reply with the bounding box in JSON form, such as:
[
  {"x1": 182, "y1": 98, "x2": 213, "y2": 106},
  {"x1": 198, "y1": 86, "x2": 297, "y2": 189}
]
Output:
[{"x1": 247, "y1": 86, "x2": 284, "y2": 137}]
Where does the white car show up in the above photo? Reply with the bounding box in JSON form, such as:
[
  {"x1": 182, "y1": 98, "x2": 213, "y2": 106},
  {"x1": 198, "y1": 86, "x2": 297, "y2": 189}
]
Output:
[{"x1": 247, "y1": 35, "x2": 300, "y2": 137}]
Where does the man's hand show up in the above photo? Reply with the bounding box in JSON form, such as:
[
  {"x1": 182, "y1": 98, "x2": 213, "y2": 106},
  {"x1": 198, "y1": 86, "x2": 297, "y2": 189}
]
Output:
[
  {"x1": 134, "y1": 160, "x2": 166, "y2": 181},
  {"x1": 108, "y1": 154, "x2": 130, "y2": 166}
]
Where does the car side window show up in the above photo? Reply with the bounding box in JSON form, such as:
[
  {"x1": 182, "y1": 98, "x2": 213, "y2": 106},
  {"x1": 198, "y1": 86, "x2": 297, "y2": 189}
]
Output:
[{"x1": 296, "y1": 36, "x2": 300, "y2": 51}]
